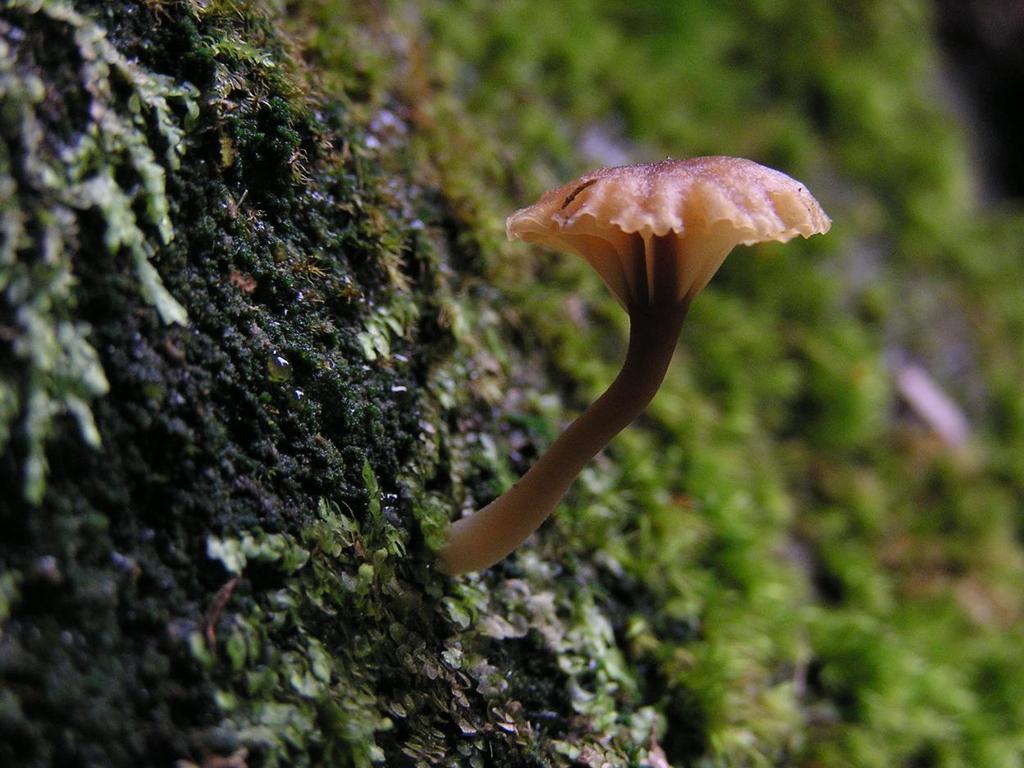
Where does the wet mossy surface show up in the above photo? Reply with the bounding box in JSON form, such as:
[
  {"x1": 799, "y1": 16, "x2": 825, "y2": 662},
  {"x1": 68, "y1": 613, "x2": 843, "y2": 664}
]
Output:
[
  {"x1": 2, "y1": 1, "x2": 1024, "y2": 767},
  {"x1": 1, "y1": 1, "x2": 435, "y2": 764}
]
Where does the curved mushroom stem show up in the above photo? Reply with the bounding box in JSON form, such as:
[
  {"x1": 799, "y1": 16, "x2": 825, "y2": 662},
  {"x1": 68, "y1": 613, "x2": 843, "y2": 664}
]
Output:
[{"x1": 439, "y1": 302, "x2": 689, "y2": 574}]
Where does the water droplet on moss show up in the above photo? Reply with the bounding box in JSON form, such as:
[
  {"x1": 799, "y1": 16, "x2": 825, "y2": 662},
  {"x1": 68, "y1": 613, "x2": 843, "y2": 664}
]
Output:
[{"x1": 268, "y1": 353, "x2": 292, "y2": 382}]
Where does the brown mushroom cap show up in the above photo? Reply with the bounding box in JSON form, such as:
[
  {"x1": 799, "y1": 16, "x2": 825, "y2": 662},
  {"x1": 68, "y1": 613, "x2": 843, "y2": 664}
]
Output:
[{"x1": 506, "y1": 156, "x2": 831, "y2": 309}]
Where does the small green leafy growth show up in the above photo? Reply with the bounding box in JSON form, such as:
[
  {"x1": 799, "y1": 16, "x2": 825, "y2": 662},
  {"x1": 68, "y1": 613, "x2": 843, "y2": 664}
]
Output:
[{"x1": 0, "y1": 0, "x2": 197, "y2": 501}]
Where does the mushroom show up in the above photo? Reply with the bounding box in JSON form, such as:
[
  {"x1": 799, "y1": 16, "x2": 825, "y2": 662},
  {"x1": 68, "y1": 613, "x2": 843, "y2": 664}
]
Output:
[{"x1": 439, "y1": 156, "x2": 830, "y2": 574}]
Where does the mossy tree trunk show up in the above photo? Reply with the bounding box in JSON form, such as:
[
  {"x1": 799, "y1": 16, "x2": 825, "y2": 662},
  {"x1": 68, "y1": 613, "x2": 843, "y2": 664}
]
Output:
[
  {"x1": 0, "y1": 1, "x2": 585, "y2": 765},
  {"x1": 5, "y1": 3, "x2": 1024, "y2": 768}
]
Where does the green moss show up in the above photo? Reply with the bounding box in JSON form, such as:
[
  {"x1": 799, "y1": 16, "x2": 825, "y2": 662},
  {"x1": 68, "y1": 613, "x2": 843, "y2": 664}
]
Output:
[
  {"x1": 3, "y1": 0, "x2": 1024, "y2": 767},
  {"x1": 389, "y1": 0, "x2": 1024, "y2": 765}
]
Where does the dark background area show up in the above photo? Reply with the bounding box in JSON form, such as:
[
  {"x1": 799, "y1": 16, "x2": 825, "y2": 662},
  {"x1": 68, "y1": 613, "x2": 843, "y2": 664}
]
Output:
[{"x1": 936, "y1": 0, "x2": 1024, "y2": 199}]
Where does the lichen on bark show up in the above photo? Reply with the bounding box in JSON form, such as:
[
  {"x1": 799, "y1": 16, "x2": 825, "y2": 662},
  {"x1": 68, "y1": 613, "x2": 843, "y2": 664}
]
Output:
[{"x1": 1, "y1": 0, "x2": 196, "y2": 502}]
